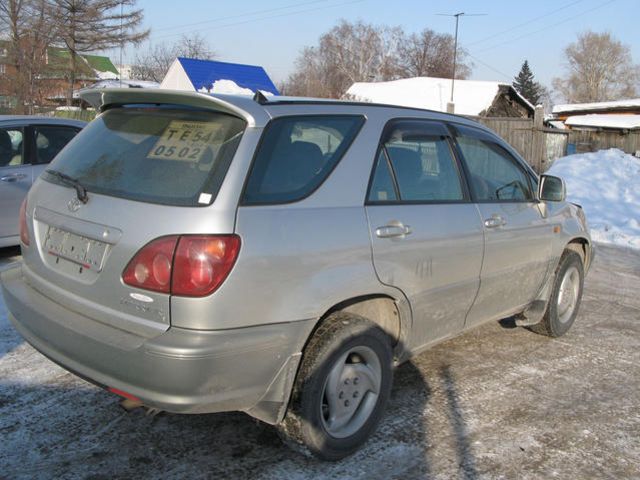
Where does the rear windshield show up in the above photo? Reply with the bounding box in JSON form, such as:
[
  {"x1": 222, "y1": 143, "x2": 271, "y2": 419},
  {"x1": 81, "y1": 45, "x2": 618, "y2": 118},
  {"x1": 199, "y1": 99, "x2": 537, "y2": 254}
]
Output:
[{"x1": 43, "y1": 106, "x2": 246, "y2": 206}]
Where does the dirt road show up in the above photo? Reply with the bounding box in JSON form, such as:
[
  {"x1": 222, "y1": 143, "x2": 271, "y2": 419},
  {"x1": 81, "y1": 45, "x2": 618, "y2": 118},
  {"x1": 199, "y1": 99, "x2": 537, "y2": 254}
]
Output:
[{"x1": 1, "y1": 244, "x2": 638, "y2": 479}]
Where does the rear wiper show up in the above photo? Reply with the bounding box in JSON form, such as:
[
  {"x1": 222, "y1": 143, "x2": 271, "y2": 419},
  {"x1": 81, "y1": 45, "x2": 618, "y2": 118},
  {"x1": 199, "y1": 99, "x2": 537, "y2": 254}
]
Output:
[{"x1": 45, "y1": 169, "x2": 89, "y2": 204}]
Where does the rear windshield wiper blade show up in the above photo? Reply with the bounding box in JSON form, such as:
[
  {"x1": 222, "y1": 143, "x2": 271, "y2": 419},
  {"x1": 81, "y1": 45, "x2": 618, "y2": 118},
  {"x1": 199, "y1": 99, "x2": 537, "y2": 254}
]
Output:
[{"x1": 45, "y1": 169, "x2": 89, "y2": 204}]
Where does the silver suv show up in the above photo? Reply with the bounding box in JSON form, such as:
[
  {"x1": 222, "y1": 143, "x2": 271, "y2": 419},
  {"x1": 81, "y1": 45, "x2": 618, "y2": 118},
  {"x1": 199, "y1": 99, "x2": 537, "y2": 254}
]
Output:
[{"x1": 1, "y1": 89, "x2": 592, "y2": 460}]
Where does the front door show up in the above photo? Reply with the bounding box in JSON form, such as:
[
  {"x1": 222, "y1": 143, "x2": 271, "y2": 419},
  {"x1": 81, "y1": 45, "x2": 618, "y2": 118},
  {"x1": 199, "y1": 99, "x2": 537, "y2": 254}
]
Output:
[
  {"x1": 0, "y1": 126, "x2": 30, "y2": 242},
  {"x1": 366, "y1": 120, "x2": 484, "y2": 348},
  {"x1": 452, "y1": 124, "x2": 552, "y2": 327}
]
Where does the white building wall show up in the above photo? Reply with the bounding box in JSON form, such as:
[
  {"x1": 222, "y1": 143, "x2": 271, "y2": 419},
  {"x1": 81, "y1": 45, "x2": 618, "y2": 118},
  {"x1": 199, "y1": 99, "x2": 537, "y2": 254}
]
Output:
[{"x1": 160, "y1": 59, "x2": 195, "y2": 91}]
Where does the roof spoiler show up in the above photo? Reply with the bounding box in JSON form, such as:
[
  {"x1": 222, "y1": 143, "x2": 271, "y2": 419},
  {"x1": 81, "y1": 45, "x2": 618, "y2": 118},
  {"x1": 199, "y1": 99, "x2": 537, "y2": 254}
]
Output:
[{"x1": 78, "y1": 88, "x2": 272, "y2": 127}]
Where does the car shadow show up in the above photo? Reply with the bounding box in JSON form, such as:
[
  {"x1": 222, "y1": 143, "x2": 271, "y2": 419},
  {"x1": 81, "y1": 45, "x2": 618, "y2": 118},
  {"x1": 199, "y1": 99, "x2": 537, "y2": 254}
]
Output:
[{"x1": 0, "y1": 336, "x2": 480, "y2": 479}]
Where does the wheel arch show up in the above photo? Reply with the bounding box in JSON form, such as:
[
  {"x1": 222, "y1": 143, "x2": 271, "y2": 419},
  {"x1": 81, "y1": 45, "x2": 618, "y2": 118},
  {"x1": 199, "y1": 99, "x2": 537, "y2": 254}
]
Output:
[{"x1": 565, "y1": 236, "x2": 592, "y2": 270}]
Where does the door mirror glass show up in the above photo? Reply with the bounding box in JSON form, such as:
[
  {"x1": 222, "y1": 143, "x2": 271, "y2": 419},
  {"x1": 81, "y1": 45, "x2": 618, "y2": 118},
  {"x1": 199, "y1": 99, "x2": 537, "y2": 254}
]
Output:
[{"x1": 538, "y1": 174, "x2": 565, "y2": 202}]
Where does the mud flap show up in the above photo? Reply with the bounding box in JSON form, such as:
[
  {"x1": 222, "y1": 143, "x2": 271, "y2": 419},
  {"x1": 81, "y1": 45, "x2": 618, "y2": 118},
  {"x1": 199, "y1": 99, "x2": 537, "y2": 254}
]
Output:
[{"x1": 243, "y1": 352, "x2": 302, "y2": 425}]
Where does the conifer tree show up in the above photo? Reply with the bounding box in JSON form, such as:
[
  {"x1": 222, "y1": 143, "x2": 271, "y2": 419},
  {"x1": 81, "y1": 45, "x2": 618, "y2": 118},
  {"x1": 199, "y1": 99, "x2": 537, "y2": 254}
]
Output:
[{"x1": 513, "y1": 60, "x2": 543, "y2": 105}]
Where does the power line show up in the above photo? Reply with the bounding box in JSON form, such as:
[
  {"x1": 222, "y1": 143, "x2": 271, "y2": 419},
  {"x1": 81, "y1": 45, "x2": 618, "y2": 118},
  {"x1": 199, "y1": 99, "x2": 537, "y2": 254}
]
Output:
[
  {"x1": 474, "y1": 0, "x2": 618, "y2": 54},
  {"x1": 147, "y1": 0, "x2": 363, "y2": 42},
  {"x1": 465, "y1": 0, "x2": 584, "y2": 47},
  {"x1": 465, "y1": 53, "x2": 513, "y2": 81},
  {"x1": 151, "y1": 0, "x2": 328, "y2": 34}
]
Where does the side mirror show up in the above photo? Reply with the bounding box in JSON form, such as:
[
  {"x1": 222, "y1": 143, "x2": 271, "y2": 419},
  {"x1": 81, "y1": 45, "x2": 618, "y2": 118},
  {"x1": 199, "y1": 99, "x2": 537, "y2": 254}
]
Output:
[{"x1": 538, "y1": 174, "x2": 566, "y2": 202}]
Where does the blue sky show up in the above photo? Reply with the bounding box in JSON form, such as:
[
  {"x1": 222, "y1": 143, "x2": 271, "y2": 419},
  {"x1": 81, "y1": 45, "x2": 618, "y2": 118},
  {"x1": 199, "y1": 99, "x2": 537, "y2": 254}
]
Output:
[{"x1": 116, "y1": 0, "x2": 640, "y2": 92}]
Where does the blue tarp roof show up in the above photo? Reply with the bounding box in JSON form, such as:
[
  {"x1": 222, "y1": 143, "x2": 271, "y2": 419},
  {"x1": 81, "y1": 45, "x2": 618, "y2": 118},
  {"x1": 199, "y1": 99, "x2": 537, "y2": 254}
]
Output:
[{"x1": 178, "y1": 57, "x2": 279, "y2": 95}]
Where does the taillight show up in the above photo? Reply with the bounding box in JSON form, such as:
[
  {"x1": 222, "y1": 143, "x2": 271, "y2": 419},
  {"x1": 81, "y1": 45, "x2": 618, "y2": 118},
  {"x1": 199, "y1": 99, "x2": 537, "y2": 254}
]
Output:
[
  {"x1": 122, "y1": 236, "x2": 179, "y2": 293},
  {"x1": 122, "y1": 235, "x2": 240, "y2": 297},
  {"x1": 172, "y1": 235, "x2": 241, "y2": 297},
  {"x1": 19, "y1": 198, "x2": 30, "y2": 246}
]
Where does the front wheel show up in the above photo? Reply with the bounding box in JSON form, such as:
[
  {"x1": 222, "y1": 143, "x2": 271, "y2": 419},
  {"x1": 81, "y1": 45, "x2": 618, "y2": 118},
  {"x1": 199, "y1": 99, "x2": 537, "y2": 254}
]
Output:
[
  {"x1": 531, "y1": 251, "x2": 584, "y2": 337},
  {"x1": 278, "y1": 312, "x2": 393, "y2": 460}
]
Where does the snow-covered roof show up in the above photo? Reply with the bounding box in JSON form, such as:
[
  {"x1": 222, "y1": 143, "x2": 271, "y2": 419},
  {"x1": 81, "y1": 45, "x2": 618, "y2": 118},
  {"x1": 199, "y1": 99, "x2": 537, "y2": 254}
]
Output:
[
  {"x1": 160, "y1": 57, "x2": 279, "y2": 95},
  {"x1": 565, "y1": 114, "x2": 640, "y2": 130},
  {"x1": 345, "y1": 77, "x2": 533, "y2": 116},
  {"x1": 553, "y1": 98, "x2": 640, "y2": 114}
]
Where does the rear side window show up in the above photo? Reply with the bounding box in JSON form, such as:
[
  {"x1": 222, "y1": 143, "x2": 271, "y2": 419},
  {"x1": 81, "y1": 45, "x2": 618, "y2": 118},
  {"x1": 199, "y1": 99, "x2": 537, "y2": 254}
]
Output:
[
  {"x1": 368, "y1": 120, "x2": 464, "y2": 203},
  {"x1": 34, "y1": 126, "x2": 80, "y2": 165},
  {"x1": 242, "y1": 115, "x2": 364, "y2": 204},
  {"x1": 43, "y1": 106, "x2": 246, "y2": 206}
]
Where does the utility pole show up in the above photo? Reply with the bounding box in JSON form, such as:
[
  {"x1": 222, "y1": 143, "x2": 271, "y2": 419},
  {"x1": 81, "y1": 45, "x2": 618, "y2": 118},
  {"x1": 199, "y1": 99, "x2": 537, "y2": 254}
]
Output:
[
  {"x1": 451, "y1": 12, "x2": 462, "y2": 102},
  {"x1": 437, "y1": 12, "x2": 486, "y2": 112}
]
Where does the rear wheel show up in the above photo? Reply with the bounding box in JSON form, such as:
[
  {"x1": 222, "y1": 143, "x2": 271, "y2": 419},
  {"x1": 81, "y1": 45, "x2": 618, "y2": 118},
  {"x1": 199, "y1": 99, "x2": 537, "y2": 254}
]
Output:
[
  {"x1": 530, "y1": 251, "x2": 584, "y2": 337},
  {"x1": 278, "y1": 312, "x2": 393, "y2": 460}
]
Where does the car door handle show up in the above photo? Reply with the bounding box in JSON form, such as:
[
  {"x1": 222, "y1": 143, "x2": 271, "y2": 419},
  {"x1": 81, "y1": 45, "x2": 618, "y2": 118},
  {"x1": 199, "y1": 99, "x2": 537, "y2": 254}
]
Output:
[
  {"x1": 484, "y1": 214, "x2": 507, "y2": 228},
  {"x1": 1, "y1": 173, "x2": 28, "y2": 182},
  {"x1": 376, "y1": 224, "x2": 412, "y2": 238}
]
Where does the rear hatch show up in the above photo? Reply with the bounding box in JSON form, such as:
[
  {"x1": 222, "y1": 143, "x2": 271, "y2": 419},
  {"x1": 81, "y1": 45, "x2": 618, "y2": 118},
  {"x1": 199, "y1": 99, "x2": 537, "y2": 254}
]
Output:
[{"x1": 21, "y1": 103, "x2": 247, "y2": 338}]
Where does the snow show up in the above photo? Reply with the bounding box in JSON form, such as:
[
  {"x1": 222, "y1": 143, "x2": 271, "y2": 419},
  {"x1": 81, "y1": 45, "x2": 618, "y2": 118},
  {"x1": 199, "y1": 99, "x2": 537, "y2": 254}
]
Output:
[
  {"x1": 547, "y1": 120, "x2": 567, "y2": 130},
  {"x1": 548, "y1": 148, "x2": 640, "y2": 249},
  {"x1": 564, "y1": 114, "x2": 640, "y2": 130},
  {"x1": 345, "y1": 77, "x2": 533, "y2": 116},
  {"x1": 197, "y1": 80, "x2": 275, "y2": 97},
  {"x1": 199, "y1": 79, "x2": 254, "y2": 96},
  {"x1": 96, "y1": 70, "x2": 119, "y2": 80},
  {"x1": 553, "y1": 98, "x2": 640, "y2": 114},
  {"x1": 86, "y1": 79, "x2": 160, "y2": 90}
]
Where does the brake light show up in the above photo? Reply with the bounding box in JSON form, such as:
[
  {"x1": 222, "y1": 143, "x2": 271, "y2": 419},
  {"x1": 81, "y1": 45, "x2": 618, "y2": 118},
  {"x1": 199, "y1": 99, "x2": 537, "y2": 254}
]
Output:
[
  {"x1": 19, "y1": 198, "x2": 30, "y2": 246},
  {"x1": 122, "y1": 236, "x2": 179, "y2": 294},
  {"x1": 172, "y1": 235, "x2": 241, "y2": 296},
  {"x1": 122, "y1": 235, "x2": 240, "y2": 297}
]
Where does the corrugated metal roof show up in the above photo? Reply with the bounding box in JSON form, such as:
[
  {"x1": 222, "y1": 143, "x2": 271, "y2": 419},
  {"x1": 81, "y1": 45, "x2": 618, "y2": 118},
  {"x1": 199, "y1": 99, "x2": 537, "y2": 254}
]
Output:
[{"x1": 178, "y1": 57, "x2": 279, "y2": 94}]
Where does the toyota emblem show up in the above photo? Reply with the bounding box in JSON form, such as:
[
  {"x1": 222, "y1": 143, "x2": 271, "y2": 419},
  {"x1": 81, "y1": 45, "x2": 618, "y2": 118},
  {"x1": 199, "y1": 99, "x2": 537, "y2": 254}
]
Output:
[{"x1": 67, "y1": 197, "x2": 83, "y2": 212}]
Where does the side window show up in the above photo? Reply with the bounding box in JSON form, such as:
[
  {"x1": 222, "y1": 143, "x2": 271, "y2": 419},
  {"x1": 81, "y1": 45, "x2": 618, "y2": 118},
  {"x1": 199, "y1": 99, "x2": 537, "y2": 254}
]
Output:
[
  {"x1": 455, "y1": 127, "x2": 533, "y2": 201},
  {"x1": 242, "y1": 115, "x2": 364, "y2": 204},
  {"x1": 368, "y1": 150, "x2": 398, "y2": 202},
  {"x1": 368, "y1": 120, "x2": 464, "y2": 203},
  {"x1": 0, "y1": 127, "x2": 24, "y2": 167},
  {"x1": 34, "y1": 126, "x2": 80, "y2": 165}
]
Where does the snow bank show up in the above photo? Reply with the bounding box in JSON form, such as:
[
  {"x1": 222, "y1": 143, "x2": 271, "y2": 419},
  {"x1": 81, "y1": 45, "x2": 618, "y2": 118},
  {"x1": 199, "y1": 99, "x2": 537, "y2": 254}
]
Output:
[
  {"x1": 198, "y1": 80, "x2": 253, "y2": 96},
  {"x1": 548, "y1": 148, "x2": 640, "y2": 249}
]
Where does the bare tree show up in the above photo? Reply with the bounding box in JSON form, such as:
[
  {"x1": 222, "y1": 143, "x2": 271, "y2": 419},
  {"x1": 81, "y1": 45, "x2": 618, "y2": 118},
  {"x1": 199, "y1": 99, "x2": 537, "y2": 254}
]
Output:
[
  {"x1": 397, "y1": 28, "x2": 471, "y2": 79},
  {"x1": 131, "y1": 33, "x2": 216, "y2": 82},
  {"x1": 283, "y1": 20, "x2": 476, "y2": 98},
  {"x1": 553, "y1": 31, "x2": 640, "y2": 103},
  {"x1": 0, "y1": 0, "x2": 54, "y2": 113},
  {"x1": 283, "y1": 20, "x2": 404, "y2": 98},
  {"x1": 48, "y1": 0, "x2": 149, "y2": 105}
]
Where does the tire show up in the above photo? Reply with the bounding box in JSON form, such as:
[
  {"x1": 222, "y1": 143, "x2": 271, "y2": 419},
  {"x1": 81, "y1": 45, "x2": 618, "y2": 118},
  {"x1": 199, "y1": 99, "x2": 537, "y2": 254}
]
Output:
[
  {"x1": 530, "y1": 251, "x2": 584, "y2": 337},
  {"x1": 278, "y1": 312, "x2": 393, "y2": 461}
]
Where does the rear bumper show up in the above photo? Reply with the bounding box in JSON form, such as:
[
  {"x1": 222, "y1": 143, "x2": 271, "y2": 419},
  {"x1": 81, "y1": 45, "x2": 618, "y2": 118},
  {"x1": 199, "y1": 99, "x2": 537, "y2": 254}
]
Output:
[{"x1": 1, "y1": 265, "x2": 312, "y2": 420}]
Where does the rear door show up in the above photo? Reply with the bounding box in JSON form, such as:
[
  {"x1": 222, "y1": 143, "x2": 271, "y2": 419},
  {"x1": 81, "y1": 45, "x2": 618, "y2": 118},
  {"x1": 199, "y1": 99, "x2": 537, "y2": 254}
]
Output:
[
  {"x1": 451, "y1": 124, "x2": 552, "y2": 327},
  {"x1": 0, "y1": 125, "x2": 30, "y2": 242},
  {"x1": 365, "y1": 119, "x2": 484, "y2": 346},
  {"x1": 21, "y1": 106, "x2": 246, "y2": 335}
]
